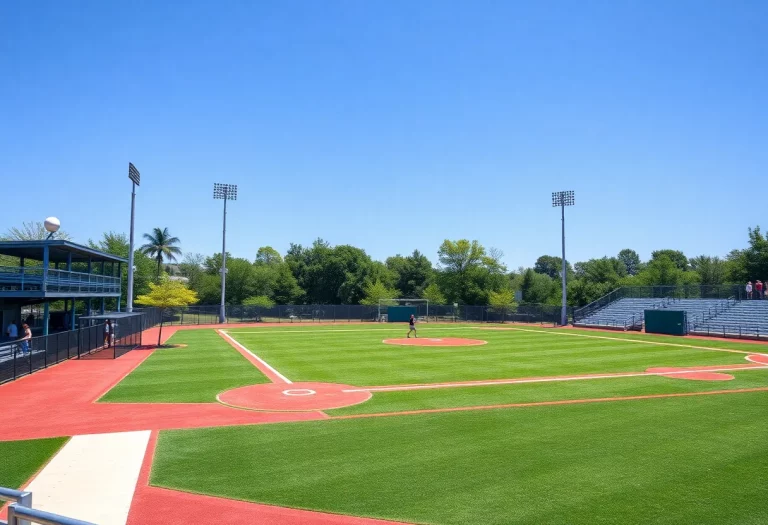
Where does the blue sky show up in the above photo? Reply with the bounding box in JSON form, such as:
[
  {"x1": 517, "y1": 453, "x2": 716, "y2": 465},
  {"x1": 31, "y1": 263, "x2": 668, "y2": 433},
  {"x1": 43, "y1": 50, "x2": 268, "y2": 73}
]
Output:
[{"x1": 1, "y1": 1, "x2": 766, "y2": 269}]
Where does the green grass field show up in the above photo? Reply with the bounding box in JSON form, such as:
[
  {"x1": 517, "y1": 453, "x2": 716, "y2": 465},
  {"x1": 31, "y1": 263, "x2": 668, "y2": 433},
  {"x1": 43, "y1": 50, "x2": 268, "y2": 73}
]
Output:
[
  {"x1": 102, "y1": 324, "x2": 768, "y2": 523},
  {"x1": 154, "y1": 392, "x2": 767, "y2": 524},
  {"x1": 99, "y1": 329, "x2": 268, "y2": 403},
  {"x1": 0, "y1": 437, "x2": 67, "y2": 500}
]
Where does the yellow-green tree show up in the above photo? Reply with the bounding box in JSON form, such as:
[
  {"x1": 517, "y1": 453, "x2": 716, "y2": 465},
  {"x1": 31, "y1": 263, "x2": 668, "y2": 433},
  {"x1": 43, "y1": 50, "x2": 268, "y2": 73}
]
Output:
[
  {"x1": 136, "y1": 280, "x2": 198, "y2": 346},
  {"x1": 488, "y1": 288, "x2": 516, "y2": 321}
]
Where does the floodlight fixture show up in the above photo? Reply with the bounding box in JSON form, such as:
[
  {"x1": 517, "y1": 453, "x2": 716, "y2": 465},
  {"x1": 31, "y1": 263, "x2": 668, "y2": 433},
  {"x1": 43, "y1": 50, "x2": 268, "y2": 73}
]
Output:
[
  {"x1": 213, "y1": 183, "x2": 238, "y2": 200},
  {"x1": 552, "y1": 190, "x2": 576, "y2": 326},
  {"x1": 213, "y1": 183, "x2": 238, "y2": 323}
]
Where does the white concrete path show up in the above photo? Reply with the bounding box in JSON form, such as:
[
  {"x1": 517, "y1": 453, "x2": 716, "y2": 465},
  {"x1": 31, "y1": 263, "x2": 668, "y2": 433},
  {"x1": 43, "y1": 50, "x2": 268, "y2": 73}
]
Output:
[{"x1": 25, "y1": 430, "x2": 150, "y2": 525}]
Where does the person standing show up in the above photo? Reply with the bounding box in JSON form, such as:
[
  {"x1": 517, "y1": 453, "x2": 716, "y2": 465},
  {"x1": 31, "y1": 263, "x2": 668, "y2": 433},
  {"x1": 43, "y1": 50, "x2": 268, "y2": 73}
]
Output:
[
  {"x1": 20, "y1": 323, "x2": 31, "y2": 356},
  {"x1": 406, "y1": 314, "x2": 417, "y2": 338},
  {"x1": 104, "y1": 320, "x2": 112, "y2": 348},
  {"x1": 746, "y1": 281, "x2": 753, "y2": 299},
  {"x1": 757, "y1": 280, "x2": 764, "y2": 300},
  {"x1": 6, "y1": 320, "x2": 18, "y2": 341}
]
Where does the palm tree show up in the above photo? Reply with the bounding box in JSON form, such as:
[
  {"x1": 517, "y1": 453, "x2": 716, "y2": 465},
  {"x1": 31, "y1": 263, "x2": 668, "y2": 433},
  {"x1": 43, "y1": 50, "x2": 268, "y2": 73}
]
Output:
[{"x1": 140, "y1": 227, "x2": 182, "y2": 279}]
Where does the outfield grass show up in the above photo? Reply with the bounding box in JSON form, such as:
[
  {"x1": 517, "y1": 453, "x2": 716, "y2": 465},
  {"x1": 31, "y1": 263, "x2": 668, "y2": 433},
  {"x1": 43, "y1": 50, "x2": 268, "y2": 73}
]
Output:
[
  {"x1": 0, "y1": 437, "x2": 67, "y2": 497},
  {"x1": 152, "y1": 391, "x2": 768, "y2": 525},
  {"x1": 226, "y1": 325, "x2": 754, "y2": 386},
  {"x1": 100, "y1": 330, "x2": 268, "y2": 403}
]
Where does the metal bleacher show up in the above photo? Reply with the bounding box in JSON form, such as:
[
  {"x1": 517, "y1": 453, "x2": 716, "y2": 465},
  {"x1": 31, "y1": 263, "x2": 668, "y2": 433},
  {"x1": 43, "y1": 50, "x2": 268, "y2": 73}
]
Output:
[
  {"x1": 574, "y1": 298, "x2": 671, "y2": 330},
  {"x1": 690, "y1": 300, "x2": 768, "y2": 338},
  {"x1": 574, "y1": 288, "x2": 768, "y2": 340}
]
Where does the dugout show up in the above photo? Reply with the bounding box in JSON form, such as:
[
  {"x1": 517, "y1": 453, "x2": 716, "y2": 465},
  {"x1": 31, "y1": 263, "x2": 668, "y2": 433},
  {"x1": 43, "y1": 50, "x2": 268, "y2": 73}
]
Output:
[{"x1": 644, "y1": 310, "x2": 688, "y2": 336}]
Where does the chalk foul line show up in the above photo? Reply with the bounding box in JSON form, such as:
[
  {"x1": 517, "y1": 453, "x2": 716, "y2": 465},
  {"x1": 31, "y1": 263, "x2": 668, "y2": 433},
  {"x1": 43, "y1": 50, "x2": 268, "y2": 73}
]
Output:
[
  {"x1": 217, "y1": 330, "x2": 292, "y2": 384},
  {"x1": 477, "y1": 326, "x2": 768, "y2": 356},
  {"x1": 343, "y1": 363, "x2": 768, "y2": 393}
]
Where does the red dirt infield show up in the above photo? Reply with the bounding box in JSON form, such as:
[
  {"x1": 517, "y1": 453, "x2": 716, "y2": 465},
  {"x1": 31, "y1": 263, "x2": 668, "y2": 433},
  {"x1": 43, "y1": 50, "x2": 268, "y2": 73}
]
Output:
[
  {"x1": 382, "y1": 337, "x2": 487, "y2": 347},
  {"x1": 646, "y1": 368, "x2": 735, "y2": 381},
  {"x1": 747, "y1": 353, "x2": 768, "y2": 365},
  {"x1": 217, "y1": 382, "x2": 372, "y2": 411}
]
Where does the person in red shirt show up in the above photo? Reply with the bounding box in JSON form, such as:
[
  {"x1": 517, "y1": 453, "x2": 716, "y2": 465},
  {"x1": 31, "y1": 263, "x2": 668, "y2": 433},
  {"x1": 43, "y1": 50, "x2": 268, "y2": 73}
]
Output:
[{"x1": 757, "y1": 280, "x2": 764, "y2": 300}]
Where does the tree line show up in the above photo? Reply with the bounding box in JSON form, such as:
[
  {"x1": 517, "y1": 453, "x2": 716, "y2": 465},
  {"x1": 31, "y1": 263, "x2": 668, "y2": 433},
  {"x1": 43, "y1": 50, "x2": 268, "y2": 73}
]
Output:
[{"x1": 4, "y1": 222, "x2": 768, "y2": 309}]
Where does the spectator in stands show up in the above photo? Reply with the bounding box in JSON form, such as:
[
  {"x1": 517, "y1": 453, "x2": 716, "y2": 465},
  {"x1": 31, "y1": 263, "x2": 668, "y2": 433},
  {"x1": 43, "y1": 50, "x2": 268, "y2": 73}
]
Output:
[
  {"x1": 6, "y1": 320, "x2": 18, "y2": 341},
  {"x1": 746, "y1": 281, "x2": 752, "y2": 299},
  {"x1": 20, "y1": 323, "x2": 31, "y2": 356},
  {"x1": 757, "y1": 280, "x2": 764, "y2": 300}
]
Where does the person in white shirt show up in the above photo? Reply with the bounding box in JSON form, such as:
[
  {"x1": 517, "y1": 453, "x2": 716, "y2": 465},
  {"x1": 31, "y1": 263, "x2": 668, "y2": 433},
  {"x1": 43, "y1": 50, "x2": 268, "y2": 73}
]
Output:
[
  {"x1": 6, "y1": 320, "x2": 18, "y2": 340},
  {"x1": 746, "y1": 281, "x2": 753, "y2": 300},
  {"x1": 104, "y1": 320, "x2": 112, "y2": 348}
]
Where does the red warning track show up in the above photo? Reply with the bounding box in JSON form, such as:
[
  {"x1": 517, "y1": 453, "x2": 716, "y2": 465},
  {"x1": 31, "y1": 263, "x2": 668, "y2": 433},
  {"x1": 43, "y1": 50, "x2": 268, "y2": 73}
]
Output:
[
  {"x1": 383, "y1": 337, "x2": 487, "y2": 346},
  {"x1": 218, "y1": 382, "x2": 372, "y2": 411}
]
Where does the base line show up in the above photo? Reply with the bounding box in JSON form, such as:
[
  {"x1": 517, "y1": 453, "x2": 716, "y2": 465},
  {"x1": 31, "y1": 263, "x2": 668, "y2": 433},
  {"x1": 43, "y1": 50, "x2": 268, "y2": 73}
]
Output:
[
  {"x1": 217, "y1": 330, "x2": 292, "y2": 384},
  {"x1": 330, "y1": 387, "x2": 768, "y2": 420},
  {"x1": 343, "y1": 364, "x2": 768, "y2": 393},
  {"x1": 478, "y1": 326, "x2": 768, "y2": 356}
]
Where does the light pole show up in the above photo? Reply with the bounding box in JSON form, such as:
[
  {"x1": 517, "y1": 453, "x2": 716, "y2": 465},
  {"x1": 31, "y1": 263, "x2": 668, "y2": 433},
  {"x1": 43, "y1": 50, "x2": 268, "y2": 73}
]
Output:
[
  {"x1": 213, "y1": 183, "x2": 237, "y2": 323},
  {"x1": 552, "y1": 190, "x2": 575, "y2": 326},
  {"x1": 127, "y1": 163, "x2": 141, "y2": 312}
]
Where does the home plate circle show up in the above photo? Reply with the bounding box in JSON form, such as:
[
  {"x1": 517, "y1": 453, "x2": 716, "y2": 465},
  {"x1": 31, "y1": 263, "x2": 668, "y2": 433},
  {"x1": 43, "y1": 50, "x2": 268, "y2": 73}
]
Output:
[
  {"x1": 383, "y1": 337, "x2": 487, "y2": 347},
  {"x1": 217, "y1": 382, "x2": 371, "y2": 411}
]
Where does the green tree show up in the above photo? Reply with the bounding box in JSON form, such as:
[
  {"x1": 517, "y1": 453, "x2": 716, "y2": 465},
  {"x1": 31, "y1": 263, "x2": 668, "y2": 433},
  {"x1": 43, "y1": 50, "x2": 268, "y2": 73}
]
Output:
[
  {"x1": 689, "y1": 255, "x2": 727, "y2": 286},
  {"x1": 520, "y1": 269, "x2": 558, "y2": 304},
  {"x1": 135, "y1": 279, "x2": 198, "y2": 346},
  {"x1": 255, "y1": 246, "x2": 283, "y2": 266},
  {"x1": 636, "y1": 255, "x2": 699, "y2": 286},
  {"x1": 437, "y1": 240, "x2": 506, "y2": 304},
  {"x1": 140, "y1": 227, "x2": 182, "y2": 279},
  {"x1": 651, "y1": 250, "x2": 688, "y2": 271},
  {"x1": 243, "y1": 295, "x2": 275, "y2": 308},
  {"x1": 360, "y1": 280, "x2": 400, "y2": 306},
  {"x1": 386, "y1": 250, "x2": 434, "y2": 298},
  {"x1": 421, "y1": 282, "x2": 446, "y2": 304},
  {"x1": 617, "y1": 249, "x2": 642, "y2": 276},
  {"x1": 534, "y1": 255, "x2": 573, "y2": 280},
  {"x1": 488, "y1": 288, "x2": 516, "y2": 311},
  {"x1": 725, "y1": 226, "x2": 768, "y2": 284}
]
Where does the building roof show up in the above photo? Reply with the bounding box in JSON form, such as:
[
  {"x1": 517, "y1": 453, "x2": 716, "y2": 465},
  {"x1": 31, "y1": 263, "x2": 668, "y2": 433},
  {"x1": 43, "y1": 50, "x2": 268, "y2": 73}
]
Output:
[
  {"x1": 0, "y1": 240, "x2": 128, "y2": 264},
  {"x1": 79, "y1": 312, "x2": 144, "y2": 320}
]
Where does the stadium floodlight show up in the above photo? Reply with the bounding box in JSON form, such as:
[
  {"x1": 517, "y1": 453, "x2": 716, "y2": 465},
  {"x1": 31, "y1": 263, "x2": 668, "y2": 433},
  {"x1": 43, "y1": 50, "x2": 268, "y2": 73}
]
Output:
[
  {"x1": 552, "y1": 191, "x2": 575, "y2": 327},
  {"x1": 213, "y1": 183, "x2": 238, "y2": 323},
  {"x1": 126, "y1": 163, "x2": 141, "y2": 312}
]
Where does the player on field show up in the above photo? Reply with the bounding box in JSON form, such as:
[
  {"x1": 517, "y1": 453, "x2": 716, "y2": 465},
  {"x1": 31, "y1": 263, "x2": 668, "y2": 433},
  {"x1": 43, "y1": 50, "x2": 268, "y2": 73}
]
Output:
[{"x1": 407, "y1": 314, "x2": 417, "y2": 338}]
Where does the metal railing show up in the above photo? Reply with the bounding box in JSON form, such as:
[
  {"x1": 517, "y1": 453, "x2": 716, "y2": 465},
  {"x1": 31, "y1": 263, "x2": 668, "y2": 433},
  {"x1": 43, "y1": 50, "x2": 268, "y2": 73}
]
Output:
[
  {"x1": 573, "y1": 285, "x2": 746, "y2": 322},
  {"x1": 0, "y1": 487, "x2": 95, "y2": 525},
  {"x1": 0, "y1": 313, "x2": 148, "y2": 384},
  {"x1": 0, "y1": 266, "x2": 120, "y2": 294},
  {"x1": 6, "y1": 505, "x2": 96, "y2": 525}
]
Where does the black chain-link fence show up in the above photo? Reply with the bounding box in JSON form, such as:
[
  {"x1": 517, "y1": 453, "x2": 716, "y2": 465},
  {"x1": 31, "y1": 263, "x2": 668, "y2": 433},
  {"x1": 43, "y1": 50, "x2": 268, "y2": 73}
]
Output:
[{"x1": 139, "y1": 303, "x2": 571, "y2": 327}]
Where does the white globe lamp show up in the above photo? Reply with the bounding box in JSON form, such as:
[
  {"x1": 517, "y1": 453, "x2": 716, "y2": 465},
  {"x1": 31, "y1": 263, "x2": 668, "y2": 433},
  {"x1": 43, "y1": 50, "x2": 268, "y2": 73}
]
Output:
[{"x1": 44, "y1": 217, "x2": 61, "y2": 239}]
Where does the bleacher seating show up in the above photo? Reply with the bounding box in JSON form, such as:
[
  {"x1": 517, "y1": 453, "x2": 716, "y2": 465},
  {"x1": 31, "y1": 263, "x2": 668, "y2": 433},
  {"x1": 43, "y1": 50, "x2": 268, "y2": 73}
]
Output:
[
  {"x1": 575, "y1": 298, "x2": 667, "y2": 329},
  {"x1": 575, "y1": 297, "x2": 736, "y2": 331},
  {"x1": 691, "y1": 300, "x2": 768, "y2": 338}
]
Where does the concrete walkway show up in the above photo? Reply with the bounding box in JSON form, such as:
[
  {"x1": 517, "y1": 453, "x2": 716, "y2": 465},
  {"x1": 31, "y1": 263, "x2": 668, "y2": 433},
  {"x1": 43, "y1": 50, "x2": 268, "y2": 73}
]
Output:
[{"x1": 26, "y1": 431, "x2": 151, "y2": 525}]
